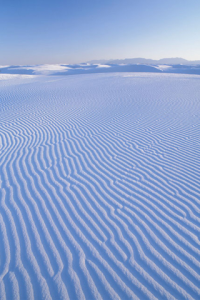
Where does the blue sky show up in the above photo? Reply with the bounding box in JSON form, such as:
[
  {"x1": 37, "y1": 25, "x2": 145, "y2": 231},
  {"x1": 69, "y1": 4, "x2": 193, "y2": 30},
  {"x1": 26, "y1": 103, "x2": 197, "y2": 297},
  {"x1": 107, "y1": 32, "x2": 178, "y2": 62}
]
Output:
[{"x1": 1, "y1": 0, "x2": 200, "y2": 64}]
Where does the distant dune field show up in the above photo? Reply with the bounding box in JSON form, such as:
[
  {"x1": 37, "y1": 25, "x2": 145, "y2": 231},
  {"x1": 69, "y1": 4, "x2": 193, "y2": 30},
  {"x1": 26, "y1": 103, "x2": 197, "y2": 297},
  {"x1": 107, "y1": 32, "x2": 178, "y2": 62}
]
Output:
[
  {"x1": 0, "y1": 72, "x2": 200, "y2": 300},
  {"x1": 1, "y1": 62, "x2": 200, "y2": 76}
]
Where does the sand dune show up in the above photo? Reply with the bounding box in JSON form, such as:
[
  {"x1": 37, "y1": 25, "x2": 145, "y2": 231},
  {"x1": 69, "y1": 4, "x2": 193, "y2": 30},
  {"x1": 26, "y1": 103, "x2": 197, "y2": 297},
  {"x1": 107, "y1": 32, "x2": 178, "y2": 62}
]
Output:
[
  {"x1": 1, "y1": 63, "x2": 200, "y2": 76},
  {"x1": 0, "y1": 73, "x2": 200, "y2": 299}
]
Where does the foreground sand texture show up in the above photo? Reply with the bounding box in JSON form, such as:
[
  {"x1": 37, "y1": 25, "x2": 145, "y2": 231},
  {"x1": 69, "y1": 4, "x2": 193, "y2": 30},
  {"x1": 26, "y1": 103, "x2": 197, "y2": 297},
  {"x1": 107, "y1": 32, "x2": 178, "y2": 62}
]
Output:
[{"x1": 0, "y1": 73, "x2": 200, "y2": 299}]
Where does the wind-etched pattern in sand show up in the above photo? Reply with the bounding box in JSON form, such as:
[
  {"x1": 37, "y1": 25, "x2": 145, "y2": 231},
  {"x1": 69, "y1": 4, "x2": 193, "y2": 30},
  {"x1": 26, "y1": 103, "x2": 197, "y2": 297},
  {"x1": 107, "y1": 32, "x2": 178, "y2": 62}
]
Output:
[{"x1": 0, "y1": 73, "x2": 200, "y2": 300}]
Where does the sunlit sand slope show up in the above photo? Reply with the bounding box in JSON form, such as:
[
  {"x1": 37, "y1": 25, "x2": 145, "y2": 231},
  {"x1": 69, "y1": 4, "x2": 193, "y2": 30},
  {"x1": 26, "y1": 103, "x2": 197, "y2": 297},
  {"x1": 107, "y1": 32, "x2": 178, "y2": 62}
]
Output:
[{"x1": 0, "y1": 73, "x2": 200, "y2": 300}]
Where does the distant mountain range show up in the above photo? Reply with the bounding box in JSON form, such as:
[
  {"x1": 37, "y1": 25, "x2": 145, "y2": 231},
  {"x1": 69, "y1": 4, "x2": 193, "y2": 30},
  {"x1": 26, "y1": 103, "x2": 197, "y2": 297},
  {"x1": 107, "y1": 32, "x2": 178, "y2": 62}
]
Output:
[{"x1": 87, "y1": 57, "x2": 200, "y2": 65}]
